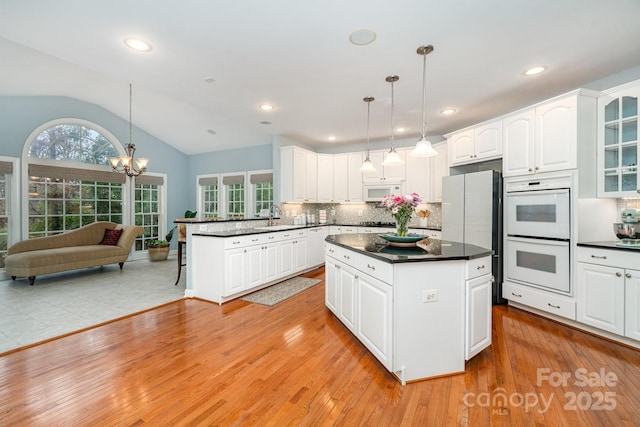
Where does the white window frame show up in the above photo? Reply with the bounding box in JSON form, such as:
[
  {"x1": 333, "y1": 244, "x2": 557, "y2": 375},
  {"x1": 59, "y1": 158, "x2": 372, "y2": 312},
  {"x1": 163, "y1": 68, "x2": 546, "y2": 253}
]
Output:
[
  {"x1": 129, "y1": 172, "x2": 167, "y2": 261},
  {"x1": 0, "y1": 156, "x2": 20, "y2": 276},
  {"x1": 220, "y1": 172, "x2": 247, "y2": 220},
  {"x1": 247, "y1": 169, "x2": 274, "y2": 219},
  {"x1": 21, "y1": 118, "x2": 131, "y2": 240},
  {"x1": 196, "y1": 173, "x2": 221, "y2": 219}
]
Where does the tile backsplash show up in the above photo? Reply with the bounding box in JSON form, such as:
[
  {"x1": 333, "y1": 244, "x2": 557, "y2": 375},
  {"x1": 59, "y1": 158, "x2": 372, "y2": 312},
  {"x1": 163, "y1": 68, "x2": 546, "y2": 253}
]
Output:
[
  {"x1": 617, "y1": 198, "x2": 640, "y2": 220},
  {"x1": 281, "y1": 202, "x2": 442, "y2": 228}
]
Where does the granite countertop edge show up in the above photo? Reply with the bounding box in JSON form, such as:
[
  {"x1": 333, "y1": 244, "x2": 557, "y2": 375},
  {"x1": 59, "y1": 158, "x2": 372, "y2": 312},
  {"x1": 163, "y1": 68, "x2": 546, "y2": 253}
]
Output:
[
  {"x1": 577, "y1": 241, "x2": 640, "y2": 252},
  {"x1": 192, "y1": 223, "x2": 441, "y2": 238}
]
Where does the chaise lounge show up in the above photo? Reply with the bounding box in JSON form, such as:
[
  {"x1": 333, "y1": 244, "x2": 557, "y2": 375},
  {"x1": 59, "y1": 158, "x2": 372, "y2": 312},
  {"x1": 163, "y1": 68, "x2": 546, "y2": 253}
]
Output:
[{"x1": 5, "y1": 221, "x2": 143, "y2": 285}]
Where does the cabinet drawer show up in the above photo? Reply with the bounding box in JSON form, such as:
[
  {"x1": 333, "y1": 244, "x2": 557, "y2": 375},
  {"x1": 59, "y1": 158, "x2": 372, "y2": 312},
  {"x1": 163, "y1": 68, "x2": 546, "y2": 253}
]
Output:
[
  {"x1": 466, "y1": 256, "x2": 492, "y2": 280},
  {"x1": 577, "y1": 246, "x2": 640, "y2": 268},
  {"x1": 224, "y1": 234, "x2": 265, "y2": 249},
  {"x1": 503, "y1": 282, "x2": 576, "y2": 320},
  {"x1": 357, "y1": 256, "x2": 393, "y2": 285}
]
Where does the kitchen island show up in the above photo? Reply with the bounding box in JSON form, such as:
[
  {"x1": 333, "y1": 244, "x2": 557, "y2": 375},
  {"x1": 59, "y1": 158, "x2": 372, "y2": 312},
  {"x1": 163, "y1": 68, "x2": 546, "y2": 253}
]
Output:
[{"x1": 325, "y1": 233, "x2": 493, "y2": 384}]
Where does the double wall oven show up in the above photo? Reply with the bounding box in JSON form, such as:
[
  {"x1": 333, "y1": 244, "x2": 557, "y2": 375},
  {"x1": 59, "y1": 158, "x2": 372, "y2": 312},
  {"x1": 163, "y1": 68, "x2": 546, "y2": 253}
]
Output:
[{"x1": 505, "y1": 175, "x2": 572, "y2": 294}]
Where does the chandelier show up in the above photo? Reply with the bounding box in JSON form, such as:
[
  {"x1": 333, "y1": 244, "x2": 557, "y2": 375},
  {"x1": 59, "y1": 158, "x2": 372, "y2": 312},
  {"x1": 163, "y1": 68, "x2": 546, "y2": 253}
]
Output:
[{"x1": 109, "y1": 84, "x2": 149, "y2": 177}]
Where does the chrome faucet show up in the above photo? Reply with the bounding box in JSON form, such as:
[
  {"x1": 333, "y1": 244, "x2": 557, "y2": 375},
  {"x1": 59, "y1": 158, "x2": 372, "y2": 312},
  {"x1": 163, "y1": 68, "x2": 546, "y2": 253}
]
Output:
[{"x1": 268, "y1": 204, "x2": 281, "y2": 226}]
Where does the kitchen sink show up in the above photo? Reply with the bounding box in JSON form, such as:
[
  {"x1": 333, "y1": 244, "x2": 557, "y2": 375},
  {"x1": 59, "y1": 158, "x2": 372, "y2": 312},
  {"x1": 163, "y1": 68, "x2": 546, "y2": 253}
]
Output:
[{"x1": 254, "y1": 224, "x2": 306, "y2": 231}]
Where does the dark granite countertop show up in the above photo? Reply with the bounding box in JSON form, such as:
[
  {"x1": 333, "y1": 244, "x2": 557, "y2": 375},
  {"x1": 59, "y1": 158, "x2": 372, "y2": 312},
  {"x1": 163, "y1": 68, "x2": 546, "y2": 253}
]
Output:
[
  {"x1": 325, "y1": 233, "x2": 492, "y2": 264},
  {"x1": 192, "y1": 222, "x2": 441, "y2": 238},
  {"x1": 578, "y1": 241, "x2": 640, "y2": 253}
]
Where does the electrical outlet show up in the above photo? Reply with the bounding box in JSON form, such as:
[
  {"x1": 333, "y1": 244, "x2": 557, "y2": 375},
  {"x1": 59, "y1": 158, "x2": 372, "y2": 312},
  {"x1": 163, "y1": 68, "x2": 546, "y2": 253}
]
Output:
[
  {"x1": 358, "y1": 210, "x2": 363, "y2": 217},
  {"x1": 423, "y1": 290, "x2": 438, "y2": 303}
]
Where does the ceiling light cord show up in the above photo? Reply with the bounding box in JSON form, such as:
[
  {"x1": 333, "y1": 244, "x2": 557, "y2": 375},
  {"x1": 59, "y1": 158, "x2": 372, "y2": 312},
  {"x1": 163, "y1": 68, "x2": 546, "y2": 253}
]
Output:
[
  {"x1": 420, "y1": 51, "x2": 427, "y2": 139},
  {"x1": 129, "y1": 83, "x2": 133, "y2": 146}
]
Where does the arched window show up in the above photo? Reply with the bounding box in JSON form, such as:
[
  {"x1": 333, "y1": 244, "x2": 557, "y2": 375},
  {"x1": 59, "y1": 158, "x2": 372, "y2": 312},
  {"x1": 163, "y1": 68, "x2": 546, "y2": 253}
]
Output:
[
  {"x1": 27, "y1": 123, "x2": 119, "y2": 164},
  {"x1": 24, "y1": 120, "x2": 126, "y2": 238}
]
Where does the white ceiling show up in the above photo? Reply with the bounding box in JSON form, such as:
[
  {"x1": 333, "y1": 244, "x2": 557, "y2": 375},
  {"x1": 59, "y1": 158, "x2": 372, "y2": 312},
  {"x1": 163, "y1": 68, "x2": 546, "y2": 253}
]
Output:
[{"x1": 1, "y1": 0, "x2": 640, "y2": 155}]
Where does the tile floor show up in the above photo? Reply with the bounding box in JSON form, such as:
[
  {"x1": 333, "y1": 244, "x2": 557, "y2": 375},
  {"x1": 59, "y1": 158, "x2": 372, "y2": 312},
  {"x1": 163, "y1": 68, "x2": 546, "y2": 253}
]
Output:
[{"x1": 0, "y1": 257, "x2": 185, "y2": 354}]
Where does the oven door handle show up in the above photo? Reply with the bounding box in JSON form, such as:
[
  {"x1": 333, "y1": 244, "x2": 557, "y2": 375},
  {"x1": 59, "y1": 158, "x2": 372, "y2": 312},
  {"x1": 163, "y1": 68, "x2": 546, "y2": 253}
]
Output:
[{"x1": 507, "y1": 234, "x2": 570, "y2": 243}]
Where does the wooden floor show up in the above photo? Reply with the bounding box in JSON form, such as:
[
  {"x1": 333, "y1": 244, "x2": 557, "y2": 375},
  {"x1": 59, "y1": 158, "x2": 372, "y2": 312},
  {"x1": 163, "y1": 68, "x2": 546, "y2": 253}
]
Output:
[{"x1": 2, "y1": 267, "x2": 640, "y2": 426}]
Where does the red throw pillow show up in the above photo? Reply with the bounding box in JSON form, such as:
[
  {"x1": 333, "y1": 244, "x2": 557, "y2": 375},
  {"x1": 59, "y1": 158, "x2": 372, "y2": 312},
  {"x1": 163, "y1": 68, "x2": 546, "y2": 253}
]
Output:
[{"x1": 100, "y1": 228, "x2": 123, "y2": 245}]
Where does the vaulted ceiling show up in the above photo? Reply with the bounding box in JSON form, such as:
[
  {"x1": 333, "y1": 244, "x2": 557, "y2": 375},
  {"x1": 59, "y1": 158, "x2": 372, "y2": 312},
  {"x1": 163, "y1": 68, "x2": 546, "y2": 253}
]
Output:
[{"x1": 1, "y1": 0, "x2": 640, "y2": 155}]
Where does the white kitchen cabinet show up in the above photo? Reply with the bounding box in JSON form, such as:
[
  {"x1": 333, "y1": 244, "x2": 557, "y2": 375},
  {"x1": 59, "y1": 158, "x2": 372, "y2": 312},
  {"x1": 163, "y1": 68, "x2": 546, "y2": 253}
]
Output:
[
  {"x1": 362, "y1": 150, "x2": 406, "y2": 183},
  {"x1": 325, "y1": 258, "x2": 339, "y2": 314},
  {"x1": 577, "y1": 262, "x2": 625, "y2": 335},
  {"x1": 338, "y1": 263, "x2": 358, "y2": 332},
  {"x1": 325, "y1": 241, "x2": 491, "y2": 383},
  {"x1": 359, "y1": 226, "x2": 395, "y2": 234},
  {"x1": 576, "y1": 246, "x2": 640, "y2": 340},
  {"x1": 224, "y1": 248, "x2": 246, "y2": 296},
  {"x1": 448, "y1": 120, "x2": 502, "y2": 166},
  {"x1": 333, "y1": 153, "x2": 364, "y2": 202},
  {"x1": 293, "y1": 237, "x2": 308, "y2": 271},
  {"x1": 192, "y1": 228, "x2": 311, "y2": 304},
  {"x1": 503, "y1": 281, "x2": 576, "y2": 320},
  {"x1": 280, "y1": 146, "x2": 317, "y2": 202},
  {"x1": 503, "y1": 91, "x2": 597, "y2": 177},
  {"x1": 625, "y1": 269, "x2": 640, "y2": 341},
  {"x1": 329, "y1": 225, "x2": 357, "y2": 235},
  {"x1": 429, "y1": 142, "x2": 448, "y2": 202},
  {"x1": 357, "y1": 272, "x2": 393, "y2": 369},
  {"x1": 597, "y1": 84, "x2": 640, "y2": 197},
  {"x1": 308, "y1": 226, "x2": 329, "y2": 267},
  {"x1": 465, "y1": 274, "x2": 492, "y2": 360},
  {"x1": 316, "y1": 154, "x2": 334, "y2": 202},
  {"x1": 425, "y1": 229, "x2": 442, "y2": 240}
]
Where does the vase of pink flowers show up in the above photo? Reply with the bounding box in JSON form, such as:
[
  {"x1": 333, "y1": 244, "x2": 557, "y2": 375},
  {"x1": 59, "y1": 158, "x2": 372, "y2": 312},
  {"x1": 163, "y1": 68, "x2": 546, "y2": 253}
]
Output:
[{"x1": 381, "y1": 193, "x2": 421, "y2": 237}]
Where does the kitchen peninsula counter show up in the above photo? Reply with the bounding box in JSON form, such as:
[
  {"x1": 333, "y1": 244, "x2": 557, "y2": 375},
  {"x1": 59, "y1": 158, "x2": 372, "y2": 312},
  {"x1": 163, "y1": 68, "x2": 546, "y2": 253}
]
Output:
[{"x1": 325, "y1": 235, "x2": 493, "y2": 384}]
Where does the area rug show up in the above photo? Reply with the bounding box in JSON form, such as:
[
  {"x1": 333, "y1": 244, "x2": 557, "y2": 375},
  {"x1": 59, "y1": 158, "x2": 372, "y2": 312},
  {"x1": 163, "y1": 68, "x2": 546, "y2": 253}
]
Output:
[{"x1": 240, "y1": 277, "x2": 321, "y2": 306}]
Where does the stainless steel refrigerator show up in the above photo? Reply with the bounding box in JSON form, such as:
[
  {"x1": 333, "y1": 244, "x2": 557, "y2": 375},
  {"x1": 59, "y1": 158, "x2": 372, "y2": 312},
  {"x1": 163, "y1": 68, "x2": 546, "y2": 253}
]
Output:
[{"x1": 442, "y1": 170, "x2": 504, "y2": 304}]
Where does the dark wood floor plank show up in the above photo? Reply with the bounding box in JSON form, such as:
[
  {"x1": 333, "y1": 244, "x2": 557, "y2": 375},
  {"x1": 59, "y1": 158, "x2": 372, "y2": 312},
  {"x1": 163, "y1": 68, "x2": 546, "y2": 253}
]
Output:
[{"x1": 2, "y1": 267, "x2": 640, "y2": 426}]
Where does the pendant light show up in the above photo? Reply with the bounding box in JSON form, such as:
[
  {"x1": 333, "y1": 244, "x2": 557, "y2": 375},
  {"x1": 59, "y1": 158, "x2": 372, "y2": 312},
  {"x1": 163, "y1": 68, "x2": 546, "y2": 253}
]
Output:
[
  {"x1": 410, "y1": 44, "x2": 438, "y2": 157},
  {"x1": 382, "y1": 75, "x2": 403, "y2": 166},
  {"x1": 359, "y1": 96, "x2": 376, "y2": 172}
]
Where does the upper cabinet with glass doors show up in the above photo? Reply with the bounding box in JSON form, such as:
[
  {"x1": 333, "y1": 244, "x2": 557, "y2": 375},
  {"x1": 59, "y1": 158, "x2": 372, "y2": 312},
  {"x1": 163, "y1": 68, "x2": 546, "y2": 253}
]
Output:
[{"x1": 598, "y1": 84, "x2": 640, "y2": 197}]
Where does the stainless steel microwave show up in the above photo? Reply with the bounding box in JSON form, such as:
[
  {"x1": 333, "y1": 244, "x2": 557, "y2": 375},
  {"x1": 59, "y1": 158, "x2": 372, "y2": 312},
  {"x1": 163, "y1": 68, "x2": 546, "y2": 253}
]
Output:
[{"x1": 364, "y1": 183, "x2": 402, "y2": 202}]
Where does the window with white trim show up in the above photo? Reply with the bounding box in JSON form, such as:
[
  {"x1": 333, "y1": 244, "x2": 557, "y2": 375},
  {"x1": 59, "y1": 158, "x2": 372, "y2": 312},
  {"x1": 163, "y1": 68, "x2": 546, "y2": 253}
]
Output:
[
  {"x1": 0, "y1": 161, "x2": 13, "y2": 268},
  {"x1": 198, "y1": 175, "x2": 220, "y2": 218},
  {"x1": 223, "y1": 173, "x2": 245, "y2": 219},
  {"x1": 26, "y1": 122, "x2": 126, "y2": 238},
  {"x1": 249, "y1": 171, "x2": 273, "y2": 217},
  {"x1": 134, "y1": 174, "x2": 164, "y2": 250}
]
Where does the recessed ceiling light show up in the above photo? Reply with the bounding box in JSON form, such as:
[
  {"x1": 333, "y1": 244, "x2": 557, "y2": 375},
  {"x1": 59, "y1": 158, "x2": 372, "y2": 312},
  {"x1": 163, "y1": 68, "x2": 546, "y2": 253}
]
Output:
[
  {"x1": 396, "y1": 127, "x2": 406, "y2": 133},
  {"x1": 524, "y1": 66, "x2": 546, "y2": 76},
  {"x1": 260, "y1": 121, "x2": 272, "y2": 125},
  {"x1": 328, "y1": 136, "x2": 337, "y2": 141},
  {"x1": 440, "y1": 108, "x2": 457, "y2": 115},
  {"x1": 349, "y1": 29, "x2": 377, "y2": 46},
  {"x1": 259, "y1": 103, "x2": 275, "y2": 111},
  {"x1": 207, "y1": 129, "x2": 217, "y2": 135},
  {"x1": 204, "y1": 77, "x2": 216, "y2": 83},
  {"x1": 123, "y1": 37, "x2": 152, "y2": 52}
]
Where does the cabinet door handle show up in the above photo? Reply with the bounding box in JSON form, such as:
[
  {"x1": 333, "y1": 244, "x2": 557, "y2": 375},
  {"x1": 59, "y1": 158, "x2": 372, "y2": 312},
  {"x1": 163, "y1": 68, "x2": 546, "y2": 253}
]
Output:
[
  {"x1": 243, "y1": 249, "x2": 246, "y2": 253},
  {"x1": 511, "y1": 292, "x2": 522, "y2": 298},
  {"x1": 329, "y1": 249, "x2": 334, "y2": 253},
  {"x1": 535, "y1": 166, "x2": 539, "y2": 171},
  {"x1": 367, "y1": 264, "x2": 376, "y2": 270},
  {"x1": 233, "y1": 241, "x2": 240, "y2": 245},
  {"x1": 616, "y1": 272, "x2": 622, "y2": 277},
  {"x1": 268, "y1": 236, "x2": 275, "y2": 240},
  {"x1": 355, "y1": 274, "x2": 359, "y2": 279},
  {"x1": 336, "y1": 265, "x2": 341, "y2": 270},
  {"x1": 284, "y1": 234, "x2": 290, "y2": 237},
  {"x1": 252, "y1": 238, "x2": 259, "y2": 242},
  {"x1": 547, "y1": 303, "x2": 560, "y2": 309},
  {"x1": 343, "y1": 255, "x2": 350, "y2": 260},
  {"x1": 591, "y1": 255, "x2": 607, "y2": 259},
  {"x1": 528, "y1": 168, "x2": 533, "y2": 172},
  {"x1": 626, "y1": 273, "x2": 632, "y2": 279},
  {"x1": 477, "y1": 264, "x2": 485, "y2": 270}
]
